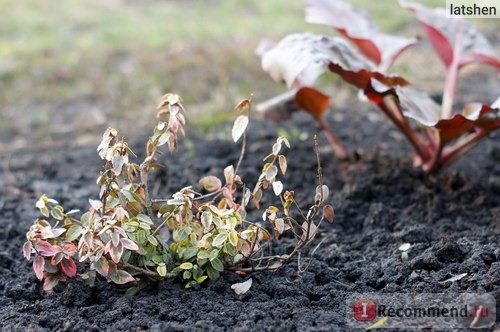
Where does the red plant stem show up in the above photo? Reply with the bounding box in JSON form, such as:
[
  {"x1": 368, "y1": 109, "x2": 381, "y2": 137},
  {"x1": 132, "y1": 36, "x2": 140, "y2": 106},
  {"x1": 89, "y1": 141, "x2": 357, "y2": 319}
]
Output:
[
  {"x1": 441, "y1": 22, "x2": 463, "y2": 119},
  {"x1": 435, "y1": 129, "x2": 490, "y2": 171},
  {"x1": 378, "y1": 96, "x2": 431, "y2": 163},
  {"x1": 316, "y1": 116, "x2": 353, "y2": 161},
  {"x1": 422, "y1": 131, "x2": 443, "y2": 174}
]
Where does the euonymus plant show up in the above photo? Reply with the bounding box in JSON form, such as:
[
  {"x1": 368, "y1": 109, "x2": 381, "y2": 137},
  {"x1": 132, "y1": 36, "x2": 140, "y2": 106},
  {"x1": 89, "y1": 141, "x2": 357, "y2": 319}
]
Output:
[{"x1": 23, "y1": 94, "x2": 334, "y2": 292}]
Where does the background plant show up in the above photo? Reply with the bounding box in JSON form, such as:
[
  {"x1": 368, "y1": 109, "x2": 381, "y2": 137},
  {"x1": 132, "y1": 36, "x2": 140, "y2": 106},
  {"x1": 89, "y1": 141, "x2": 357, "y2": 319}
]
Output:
[
  {"x1": 23, "y1": 94, "x2": 334, "y2": 292},
  {"x1": 257, "y1": 0, "x2": 499, "y2": 173}
]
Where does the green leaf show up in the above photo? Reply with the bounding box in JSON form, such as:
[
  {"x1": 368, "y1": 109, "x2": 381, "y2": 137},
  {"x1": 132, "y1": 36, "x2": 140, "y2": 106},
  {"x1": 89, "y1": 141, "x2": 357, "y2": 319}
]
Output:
[
  {"x1": 201, "y1": 211, "x2": 213, "y2": 230},
  {"x1": 175, "y1": 226, "x2": 191, "y2": 242},
  {"x1": 147, "y1": 234, "x2": 159, "y2": 246},
  {"x1": 199, "y1": 176, "x2": 222, "y2": 192},
  {"x1": 196, "y1": 275, "x2": 208, "y2": 284},
  {"x1": 209, "y1": 249, "x2": 219, "y2": 261},
  {"x1": 65, "y1": 225, "x2": 83, "y2": 242},
  {"x1": 228, "y1": 231, "x2": 238, "y2": 247},
  {"x1": 181, "y1": 247, "x2": 198, "y2": 260},
  {"x1": 157, "y1": 263, "x2": 167, "y2": 277},
  {"x1": 139, "y1": 222, "x2": 151, "y2": 230},
  {"x1": 137, "y1": 214, "x2": 153, "y2": 224},
  {"x1": 206, "y1": 266, "x2": 220, "y2": 280},
  {"x1": 182, "y1": 270, "x2": 192, "y2": 280},
  {"x1": 40, "y1": 207, "x2": 49, "y2": 218},
  {"x1": 197, "y1": 257, "x2": 208, "y2": 267},
  {"x1": 179, "y1": 262, "x2": 193, "y2": 270},
  {"x1": 109, "y1": 269, "x2": 135, "y2": 284},
  {"x1": 50, "y1": 205, "x2": 65, "y2": 221},
  {"x1": 224, "y1": 242, "x2": 238, "y2": 257},
  {"x1": 35, "y1": 197, "x2": 46, "y2": 209},
  {"x1": 211, "y1": 257, "x2": 224, "y2": 272},
  {"x1": 197, "y1": 250, "x2": 211, "y2": 260},
  {"x1": 135, "y1": 230, "x2": 147, "y2": 244},
  {"x1": 212, "y1": 233, "x2": 228, "y2": 248}
]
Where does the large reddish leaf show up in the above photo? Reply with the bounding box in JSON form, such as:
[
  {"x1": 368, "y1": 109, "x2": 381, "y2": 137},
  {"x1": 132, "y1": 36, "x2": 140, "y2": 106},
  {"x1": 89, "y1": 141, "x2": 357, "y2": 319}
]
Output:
[
  {"x1": 306, "y1": 0, "x2": 417, "y2": 70},
  {"x1": 294, "y1": 87, "x2": 331, "y2": 120},
  {"x1": 397, "y1": 87, "x2": 500, "y2": 143},
  {"x1": 60, "y1": 258, "x2": 77, "y2": 278},
  {"x1": 260, "y1": 33, "x2": 374, "y2": 88},
  {"x1": 329, "y1": 64, "x2": 409, "y2": 92},
  {"x1": 435, "y1": 103, "x2": 500, "y2": 143},
  {"x1": 400, "y1": 1, "x2": 500, "y2": 69}
]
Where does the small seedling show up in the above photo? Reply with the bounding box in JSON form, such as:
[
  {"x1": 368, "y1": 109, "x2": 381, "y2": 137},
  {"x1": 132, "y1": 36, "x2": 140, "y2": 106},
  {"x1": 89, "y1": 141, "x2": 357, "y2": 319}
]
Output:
[
  {"x1": 398, "y1": 243, "x2": 411, "y2": 261},
  {"x1": 23, "y1": 94, "x2": 334, "y2": 292},
  {"x1": 258, "y1": 0, "x2": 499, "y2": 173}
]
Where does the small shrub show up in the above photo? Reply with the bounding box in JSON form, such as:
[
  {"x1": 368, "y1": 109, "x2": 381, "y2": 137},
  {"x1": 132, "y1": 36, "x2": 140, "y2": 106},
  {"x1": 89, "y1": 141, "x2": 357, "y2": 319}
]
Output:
[{"x1": 23, "y1": 94, "x2": 334, "y2": 292}]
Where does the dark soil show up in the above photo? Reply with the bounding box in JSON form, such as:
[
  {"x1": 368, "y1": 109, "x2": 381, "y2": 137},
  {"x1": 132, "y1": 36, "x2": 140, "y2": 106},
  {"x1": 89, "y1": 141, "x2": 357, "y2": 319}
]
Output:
[{"x1": 0, "y1": 101, "x2": 499, "y2": 331}]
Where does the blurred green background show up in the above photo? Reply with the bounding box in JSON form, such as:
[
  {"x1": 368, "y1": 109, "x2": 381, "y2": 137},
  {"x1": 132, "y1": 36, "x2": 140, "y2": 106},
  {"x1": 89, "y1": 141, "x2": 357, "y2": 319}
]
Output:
[{"x1": 1, "y1": 0, "x2": 495, "y2": 153}]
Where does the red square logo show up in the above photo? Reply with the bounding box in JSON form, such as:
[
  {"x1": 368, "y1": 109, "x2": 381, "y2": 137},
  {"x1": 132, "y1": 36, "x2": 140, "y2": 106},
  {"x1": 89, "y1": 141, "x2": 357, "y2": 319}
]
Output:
[{"x1": 353, "y1": 299, "x2": 377, "y2": 321}]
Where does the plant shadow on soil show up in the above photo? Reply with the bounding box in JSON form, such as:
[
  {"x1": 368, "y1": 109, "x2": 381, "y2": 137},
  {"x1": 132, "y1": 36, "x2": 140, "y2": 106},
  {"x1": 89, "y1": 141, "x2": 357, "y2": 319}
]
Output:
[{"x1": 0, "y1": 91, "x2": 499, "y2": 331}]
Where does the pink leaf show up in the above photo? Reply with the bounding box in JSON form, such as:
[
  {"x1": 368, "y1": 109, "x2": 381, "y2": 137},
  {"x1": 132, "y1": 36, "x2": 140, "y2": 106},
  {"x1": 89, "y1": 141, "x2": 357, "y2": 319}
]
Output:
[
  {"x1": 401, "y1": 1, "x2": 500, "y2": 69},
  {"x1": 33, "y1": 255, "x2": 45, "y2": 280},
  {"x1": 62, "y1": 242, "x2": 77, "y2": 256},
  {"x1": 23, "y1": 241, "x2": 33, "y2": 260},
  {"x1": 34, "y1": 240, "x2": 57, "y2": 257},
  {"x1": 51, "y1": 252, "x2": 64, "y2": 266},
  {"x1": 60, "y1": 258, "x2": 77, "y2": 278},
  {"x1": 306, "y1": 0, "x2": 417, "y2": 70}
]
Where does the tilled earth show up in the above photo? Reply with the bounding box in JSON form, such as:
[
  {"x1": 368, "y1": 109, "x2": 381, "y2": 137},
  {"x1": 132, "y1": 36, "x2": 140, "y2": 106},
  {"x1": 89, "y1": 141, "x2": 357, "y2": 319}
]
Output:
[{"x1": 0, "y1": 108, "x2": 498, "y2": 331}]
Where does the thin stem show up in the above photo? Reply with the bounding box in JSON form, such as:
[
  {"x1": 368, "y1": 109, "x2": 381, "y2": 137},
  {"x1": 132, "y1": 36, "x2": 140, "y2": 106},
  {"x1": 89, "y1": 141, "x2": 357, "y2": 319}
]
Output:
[
  {"x1": 234, "y1": 130, "x2": 247, "y2": 176},
  {"x1": 441, "y1": 22, "x2": 464, "y2": 120},
  {"x1": 422, "y1": 130, "x2": 443, "y2": 174},
  {"x1": 434, "y1": 129, "x2": 490, "y2": 172},
  {"x1": 379, "y1": 96, "x2": 431, "y2": 163},
  {"x1": 140, "y1": 165, "x2": 154, "y2": 221},
  {"x1": 124, "y1": 263, "x2": 177, "y2": 279}
]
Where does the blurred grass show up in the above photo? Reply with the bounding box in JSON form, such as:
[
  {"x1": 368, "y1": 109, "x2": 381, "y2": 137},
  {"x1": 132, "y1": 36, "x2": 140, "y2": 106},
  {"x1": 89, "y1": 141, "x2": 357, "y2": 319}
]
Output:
[{"x1": 0, "y1": 0, "x2": 490, "y2": 152}]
